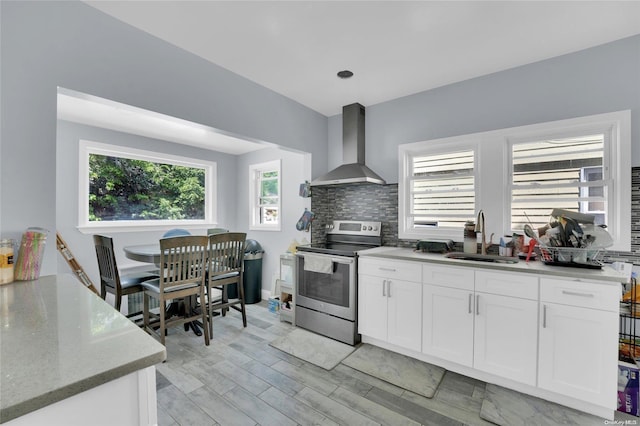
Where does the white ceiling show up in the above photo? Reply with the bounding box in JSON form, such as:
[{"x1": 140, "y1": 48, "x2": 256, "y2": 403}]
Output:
[{"x1": 86, "y1": 1, "x2": 640, "y2": 117}]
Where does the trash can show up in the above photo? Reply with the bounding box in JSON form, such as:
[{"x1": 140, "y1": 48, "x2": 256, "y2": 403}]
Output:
[{"x1": 228, "y1": 239, "x2": 264, "y2": 304}]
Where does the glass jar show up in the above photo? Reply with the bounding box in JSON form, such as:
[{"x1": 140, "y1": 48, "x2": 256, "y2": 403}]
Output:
[
  {"x1": 464, "y1": 221, "x2": 477, "y2": 254},
  {"x1": 0, "y1": 239, "x2": 15, "y2": 285},
  {"x1": 14, "y1": 228, "x2": 48, "y2": 281}
]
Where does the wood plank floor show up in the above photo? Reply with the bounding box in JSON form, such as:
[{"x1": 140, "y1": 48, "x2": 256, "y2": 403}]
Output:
[{"x1": 154, "y1": 301, "x2": 637, "y2": 426}]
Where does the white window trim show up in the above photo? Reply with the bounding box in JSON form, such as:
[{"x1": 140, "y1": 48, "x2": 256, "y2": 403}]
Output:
[
  {"x1": 249, "y1": 159, "x2": 281, "y2": 231},
  {"x1": 399, "y1": 138, "x2": 480, "y2": 241},
  {"x1": 399, "y1": 111, "x2": 631, "y2": 251},
  {"x1": 78, "y1": 140, "x2": 217, "y2": 234}
]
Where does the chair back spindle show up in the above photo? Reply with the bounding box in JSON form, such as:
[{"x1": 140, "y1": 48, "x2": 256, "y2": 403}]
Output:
[
  {"x1": 142, "y1": 235, "x2": 210, "y2": 348},
  {"x1": 206, "y1": 232, "x2": 248, "y2": 337},
  {"x1": 93, "y1": 234, "x2": 158, "y2": 315}
]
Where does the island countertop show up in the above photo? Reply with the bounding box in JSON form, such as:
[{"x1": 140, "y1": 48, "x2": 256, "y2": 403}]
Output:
[
  {"x1": 358, "y1": 246, "x2": 628, "y2": 284},
  {"x1": 0, "y1": 274, "x2": 166, "y2": 423}
]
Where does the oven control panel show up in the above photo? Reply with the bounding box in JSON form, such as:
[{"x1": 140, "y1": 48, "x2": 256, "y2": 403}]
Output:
[{"x1": 326, "y1": 220, "x2": 382, "y2": 237}]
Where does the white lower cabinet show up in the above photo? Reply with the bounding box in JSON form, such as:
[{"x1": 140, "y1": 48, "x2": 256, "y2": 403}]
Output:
[
  {"x1": 358, "y1": 258, "x2": 422, "y2": 352},
  {"x1": 359, "y1": 274, "x2": 388, "y2": 342},
  {"x1": 422, "y1": 269, "x2": 539, "y2": 385},
  {"x1": 387, "y1": 279, "x2": 422, "y2": 351},
  {"x1": 422, "y1": 284, "x2": 474, "y2": 366},
  {"x1": 359, "y1": 255, "x2": 622, "y2": 417},
  {"x1": 473, "y1": 292, "x2": 538, "y2": 385},
  {"x1": 538, "y1": 278, "x2": 619, "y2": 408},
  {"x1": 473, "y1": 270, "x2": 539, "y2": 386}
]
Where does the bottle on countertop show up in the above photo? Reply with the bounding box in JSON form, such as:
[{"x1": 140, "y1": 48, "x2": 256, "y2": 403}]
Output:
[
  {"x1": 0, "y1": 239, "x2": 15, "y2": 285},
  {"x1": 464, "y1": 221, "x2": 477, "y2": 254}
]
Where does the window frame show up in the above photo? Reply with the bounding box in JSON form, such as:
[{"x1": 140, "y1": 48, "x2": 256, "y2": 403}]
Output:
[
  {"x1": 399, "y1": 138, "x2": 480, "y2": 240},
  {"x1": 78, "y1": 140, "x2": 217, "y2": 233},
  {"x1": 399, "y1": 111, "x2": 631, "y2": 251},
  {"x1": 249, "y1": 159, "x2": 281, "y2": 231}
]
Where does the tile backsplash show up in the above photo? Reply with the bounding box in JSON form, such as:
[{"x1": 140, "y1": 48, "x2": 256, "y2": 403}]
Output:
[
  {"x1": 310, "y1": 183, "x2": 399, "y2": 246},
  {"x1": 310, "y1": 167, "x2": 640, "y2": 265}
]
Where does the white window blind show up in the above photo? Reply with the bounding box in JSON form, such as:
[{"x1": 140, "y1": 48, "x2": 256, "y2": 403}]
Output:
[
  {"x1": 510, "y1": 135, "x2": 606, "y2": 230},
  {"x1": 410, "y1": 149, "x2": 475, "y2": 229}
]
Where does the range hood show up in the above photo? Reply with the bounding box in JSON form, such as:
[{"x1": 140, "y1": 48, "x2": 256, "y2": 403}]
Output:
[{"x1": 311, "y1": 103, "x2": 386, "y2": 186}]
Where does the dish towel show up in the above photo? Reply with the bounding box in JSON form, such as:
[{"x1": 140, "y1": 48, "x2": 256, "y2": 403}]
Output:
[{"x1": 303, "y1": 254, "x2": 333, "y2": 274}]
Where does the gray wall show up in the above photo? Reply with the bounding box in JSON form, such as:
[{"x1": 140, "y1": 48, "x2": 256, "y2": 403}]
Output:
[
  {"x1": 3, "y1": 1, "x2": 639, "y2": 279},
  {"x1": 0, "y1": 1, "x2": 327, "y2": 276},
  {"x1": 56, "y1": 120, "x2": 239, "y2": 286},
  {"x1": 236, "y1": 148, "x2": 312, "y2": 296},
  {"x1": 329, "y1": 34, "x2": 640, "y2": 183}
]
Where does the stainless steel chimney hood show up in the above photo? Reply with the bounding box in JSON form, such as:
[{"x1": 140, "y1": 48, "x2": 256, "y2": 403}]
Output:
[{"x1": 311, "y1": 103, "x2": 386, "y2": 186}]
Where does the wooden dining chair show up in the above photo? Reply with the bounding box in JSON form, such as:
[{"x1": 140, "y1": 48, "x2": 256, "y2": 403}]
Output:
[
  {"x1": 141, "y1": 235, "x2": 210, "y2": 346},
  {"x1": 206, "y1": 232, "x2": 248, "y2": 337},
  {"x1": 93, "y1": 235, "x2": 159, "y2": 316}
]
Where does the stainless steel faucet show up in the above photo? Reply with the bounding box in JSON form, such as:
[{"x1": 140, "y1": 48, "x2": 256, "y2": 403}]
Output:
[{"x1": 475, "y1": 210, "x2": 494, "y2": 255}]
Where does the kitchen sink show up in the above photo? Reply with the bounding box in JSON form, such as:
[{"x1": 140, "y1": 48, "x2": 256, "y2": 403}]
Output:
[{"x1": 445, "y1": 252, "x2": 519, "y2": 264}]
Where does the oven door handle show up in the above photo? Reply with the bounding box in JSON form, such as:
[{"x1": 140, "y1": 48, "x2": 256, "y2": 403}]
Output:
[
  {"x1": 331, "y1": 257, "x2": 354, "y2": 265},
  {"x1": 301, "y1": 255, "x2": 354, "y2": 265}
]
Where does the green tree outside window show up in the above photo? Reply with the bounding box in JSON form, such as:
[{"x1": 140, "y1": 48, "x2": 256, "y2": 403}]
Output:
[{"x1": 89, "y1": 154, "x2": 205, "y2": 221}]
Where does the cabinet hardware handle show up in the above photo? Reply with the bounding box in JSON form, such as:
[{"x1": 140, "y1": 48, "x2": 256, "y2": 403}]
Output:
[
  {"x1": 561, "y1": 290, "x2": 594, "y2": 298},
  {"x1": 382, "y1": 280, "x2": 386, "y2": 297},
  {"x1": 379, "y1": 267, "x2": 396, "y2": 272},
  {"x1": 475, "y1": 294, "x2": 479, "y2": 316},
  {"x1": 468, "y1": 293, "x2": 473, "y2": 314},
  {"x1": 543, "y1": 304, "x2": 547, "y2": 328},
  {"x1": 387, "y1": 280, "x2": 391, "y2": 298}
]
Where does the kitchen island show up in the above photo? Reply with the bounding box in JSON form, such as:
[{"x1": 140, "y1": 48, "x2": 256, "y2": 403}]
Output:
[
  {"x1": 0, "y1": 274, "x2": 166, "y2": 425},
  {"x1": 357, "y1": 246, "x2": 628, "y2": 420}
]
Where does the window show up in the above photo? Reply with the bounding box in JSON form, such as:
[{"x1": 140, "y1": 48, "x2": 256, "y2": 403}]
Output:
[
  {"x1": 510, "y1": 135, "x2": 606, "y2": 230},
  {"x1": 249, "y1": 160, "x2": 281, "y2": 230},
  {"x1": 399, "y1": 111, "x2": 630, "y2": 251},
  {"x1": 409, "y1": 149, "x2": 476, "y2": 229},
  {"x1": 78, "y1": 140, "x2": 216, "y2": 232}
]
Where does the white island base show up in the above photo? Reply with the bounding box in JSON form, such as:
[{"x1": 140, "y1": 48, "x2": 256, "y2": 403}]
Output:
[
  {"x1": 0, "y1": 275, "x2": 166, "y2": 425},
  {"x1": 4, "y1": 367, "x2": 157, "y2": 426}
]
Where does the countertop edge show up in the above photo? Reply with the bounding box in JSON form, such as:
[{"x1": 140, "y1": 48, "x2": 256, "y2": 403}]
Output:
[
  {"x1": 358, "y1": 247, "x2": 628, "y2": 284},
  {"x1": 0, "y1": 275, "x2": 167, "y2": 424},
  {"x1": 0, "y1": 351, "x2": 166, "y2": 424}
]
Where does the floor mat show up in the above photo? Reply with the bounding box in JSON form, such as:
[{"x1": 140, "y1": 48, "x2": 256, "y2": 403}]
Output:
[
  {"x1": 269, "y1": 328, "x2": 356, "y2": 370},
  {"x1": 480, "y1": 384, "x2": 607, "y2": 425},
  {"x1": 341, "y1": 344, "x2": 445, "y2": 398}
]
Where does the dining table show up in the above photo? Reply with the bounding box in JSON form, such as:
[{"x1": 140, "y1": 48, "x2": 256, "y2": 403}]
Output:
[
  {"x1": 123, "y1": 243, "x2": 162, "y2": 265},
  {"x1": 123, "y1": 243, "x2": 204, "y2": 336}
]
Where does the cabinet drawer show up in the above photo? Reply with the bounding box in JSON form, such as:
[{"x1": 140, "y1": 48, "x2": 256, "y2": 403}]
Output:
[
  {"x1": 540, "y1": 277, "x2": 619, "y2": 311},
  {"x1": 475, "y1": 270, "x2": 538, "y2": 300},
  {"x1": 359, "y1": 258, "x2": 422, "y2": 282},
  {"x1": 423, "y1": 264, "x2": 474, "y2": 291}
]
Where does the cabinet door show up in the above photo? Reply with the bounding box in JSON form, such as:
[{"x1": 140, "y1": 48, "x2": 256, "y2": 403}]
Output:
[
  {"x1": 474, "y1": 293, "x2": 538, "y2": 385},
  {"x1": 538, "y1": 303, "x2": 618, "y2": 408},
  {"x1": 358, "y1": 274, "x2": 388, "y2": 341},
  {"x1": 422, "y1": 284, "x2": 474, "y2": 366},
  {"x1": 387, "y1": 279, "x2": 422, "y2": 352}
]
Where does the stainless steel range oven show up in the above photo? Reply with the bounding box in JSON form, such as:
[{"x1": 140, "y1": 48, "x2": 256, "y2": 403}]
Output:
[{"x1": 296, "y1": 220, "x2": 382, "y2": 345}]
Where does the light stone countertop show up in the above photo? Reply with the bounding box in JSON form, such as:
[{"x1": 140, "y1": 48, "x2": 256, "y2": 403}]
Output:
[
  {"x1": 359, "y1": 246, "x2": 628, "y2": 284},
  {"x1": 0, "y1": 274, "x2": 166, "y2": 423}
]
